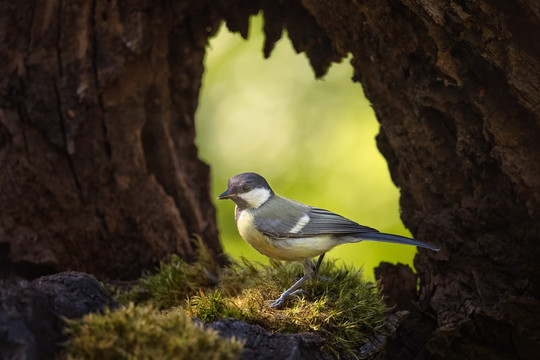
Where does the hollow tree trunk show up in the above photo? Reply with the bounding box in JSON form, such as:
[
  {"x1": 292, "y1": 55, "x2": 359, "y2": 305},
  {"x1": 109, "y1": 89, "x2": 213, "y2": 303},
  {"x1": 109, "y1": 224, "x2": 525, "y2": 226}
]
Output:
[
  {"x1": 0, "y1": 1, "x2": 224, "y2": 280},
  {"x1": 2, "y1": 0, "x2": 539, "y2": 358},
  {"x1": 214, "y1": 0, "x2": 540, "y2": 358},
  {"x1": 246, "y1": 0, "x2": 540, "y2": 358}
]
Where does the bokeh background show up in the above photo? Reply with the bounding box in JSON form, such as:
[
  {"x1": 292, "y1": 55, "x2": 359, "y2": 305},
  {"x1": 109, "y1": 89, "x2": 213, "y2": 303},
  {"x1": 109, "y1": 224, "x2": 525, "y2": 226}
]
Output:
[{"x1": 195, "y1": 15, "x2": 416, "y2": 280}]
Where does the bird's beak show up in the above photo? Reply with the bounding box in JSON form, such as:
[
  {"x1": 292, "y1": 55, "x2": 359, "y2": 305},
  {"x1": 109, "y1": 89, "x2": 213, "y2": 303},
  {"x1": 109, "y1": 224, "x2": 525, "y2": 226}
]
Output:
[{"x1": 217, "y1": 189, "x2": 234, "y2": 200}]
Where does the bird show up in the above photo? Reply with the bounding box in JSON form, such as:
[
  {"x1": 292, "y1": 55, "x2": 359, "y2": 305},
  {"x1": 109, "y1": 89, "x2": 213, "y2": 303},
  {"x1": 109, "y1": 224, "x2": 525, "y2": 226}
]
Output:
[{"x1": 217, "y1": 172, "x2": 439, "y2": 307}]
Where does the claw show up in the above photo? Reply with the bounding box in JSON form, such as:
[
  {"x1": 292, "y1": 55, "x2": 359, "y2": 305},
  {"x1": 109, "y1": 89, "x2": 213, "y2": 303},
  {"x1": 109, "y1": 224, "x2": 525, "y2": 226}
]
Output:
[
  {"x1": 266, "y1": 289, "x2": 309, "y2": 308},
  {"x1": 290, "y1": 289, "x2": 308, "y2": 297},
  {"x1": 267, "y1": 296, "x2": 286, "y2": 308},
  {"x1": 266, "y1": 255, "x2": 327, "y2": 309}
]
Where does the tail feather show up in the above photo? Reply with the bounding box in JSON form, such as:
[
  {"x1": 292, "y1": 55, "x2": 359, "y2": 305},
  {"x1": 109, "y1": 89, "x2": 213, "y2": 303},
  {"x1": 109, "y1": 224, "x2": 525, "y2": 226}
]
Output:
[{"x1": 352, "y1": 232, "x2": 440, "y2": 251}]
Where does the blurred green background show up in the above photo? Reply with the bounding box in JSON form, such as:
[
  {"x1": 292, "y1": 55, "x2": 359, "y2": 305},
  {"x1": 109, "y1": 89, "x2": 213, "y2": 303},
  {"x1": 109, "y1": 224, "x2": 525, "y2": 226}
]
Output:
[{"x1": 195, "y1": 15, "x2": 416, "y2": 280}]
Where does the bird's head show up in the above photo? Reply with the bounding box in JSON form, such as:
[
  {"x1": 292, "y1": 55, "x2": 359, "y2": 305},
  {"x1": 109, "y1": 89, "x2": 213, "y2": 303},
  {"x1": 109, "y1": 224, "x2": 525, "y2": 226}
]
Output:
[{"x1": 218, "y1": 172, "x2": 274, "y2": 209}]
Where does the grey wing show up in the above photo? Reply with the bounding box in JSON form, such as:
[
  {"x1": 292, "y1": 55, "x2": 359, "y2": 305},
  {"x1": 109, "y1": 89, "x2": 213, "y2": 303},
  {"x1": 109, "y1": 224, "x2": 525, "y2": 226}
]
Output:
[
  {"x1": 252, "y1": 198, "x2": 309, "y2": 239},
  {"x1": 298, "y1": 207, "x2": 378, "y2": 237},
  {"x1": 253, "y1": 197, "x2": 377, "y2": 239}
]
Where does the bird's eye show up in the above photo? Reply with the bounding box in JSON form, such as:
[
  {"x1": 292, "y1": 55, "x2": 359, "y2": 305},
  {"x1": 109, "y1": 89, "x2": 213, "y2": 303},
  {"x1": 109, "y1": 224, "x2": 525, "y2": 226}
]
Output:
[{"x1": 241, "y1": 185, "x2": 250, "y2": 192}]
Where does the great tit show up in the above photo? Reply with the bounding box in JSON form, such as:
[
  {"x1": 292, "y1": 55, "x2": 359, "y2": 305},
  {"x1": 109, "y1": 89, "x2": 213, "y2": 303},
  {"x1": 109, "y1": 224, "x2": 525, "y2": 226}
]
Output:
[{"x1": 218, "y1": 172, "x2": 439, "y2": 307}]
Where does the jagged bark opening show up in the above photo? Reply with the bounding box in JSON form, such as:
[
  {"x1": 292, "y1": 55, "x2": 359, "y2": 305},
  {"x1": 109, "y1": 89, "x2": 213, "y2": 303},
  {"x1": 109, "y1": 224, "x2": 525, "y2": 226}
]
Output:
[{"x1": 1, "y1": 0, "x2": 539, "y2": 358}]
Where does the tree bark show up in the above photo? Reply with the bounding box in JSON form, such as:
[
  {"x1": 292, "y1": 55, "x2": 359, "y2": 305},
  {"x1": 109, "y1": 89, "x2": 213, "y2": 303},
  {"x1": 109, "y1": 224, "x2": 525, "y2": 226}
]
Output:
[
  {"x1": 214, "y1": 0, "x2": 540, "y2": 357},
  {"x1": 205, "y1": 311, "x2": 408, "y2": 360},
  {"x1": 0, "y1": 272, "x2": 117, "y2": 360},
  {"x1": 265, "y1": 0, "x2": 540, "y2": 358},
  {"x1": 0, "y1": 1, "x2": 224, "y2": 280},
  {"x1": 1, "y1": 0, "x2": 539, "y2": 358}
]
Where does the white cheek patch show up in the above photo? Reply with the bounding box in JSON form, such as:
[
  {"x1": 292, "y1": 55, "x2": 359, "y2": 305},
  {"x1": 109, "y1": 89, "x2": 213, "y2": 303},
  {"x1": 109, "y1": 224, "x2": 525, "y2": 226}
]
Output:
[
  {"x1": 290, "y1": 214, "x2": 310, "y2": 234},
  {"x1": 238, "y1": 188, "x2": 271, "y2": 208}
]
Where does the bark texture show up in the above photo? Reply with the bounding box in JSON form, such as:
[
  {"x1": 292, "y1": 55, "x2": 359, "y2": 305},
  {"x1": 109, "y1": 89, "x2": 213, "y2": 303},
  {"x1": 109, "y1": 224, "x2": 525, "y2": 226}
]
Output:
[
  {"x1": 0, "y1": 1, "x2": 225, "y2": 280},
  {"x1": 2, "y1": 0, "x2": 539, "y2": 358},
  {"x1": 0, "y1": 272, "x2": 116, "y2": 360},
  {"x1": 206, "y1": 311, "x2": 408, "y2": 360},
  {"x1": 211, "y1": 0, "x2": 540, "y2": 358}
]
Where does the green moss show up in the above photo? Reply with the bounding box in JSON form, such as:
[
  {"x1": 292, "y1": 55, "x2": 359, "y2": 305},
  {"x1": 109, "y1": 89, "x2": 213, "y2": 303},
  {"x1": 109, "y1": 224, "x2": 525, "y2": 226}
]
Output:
[
  {"x1": 189, "y1": 290, "x2": 247, "y2": 323},
  {"x1": 112, "y1": 237, "x2": 221, "y2": 309},
  {"x1": 189, "y1": 259, "x2": 389, "y2": 356},
  {"x1": 62, "y1": 303, "x2": 243, "y2": 360},
  {"x1": 104, "y1": 244, "x2": 388, "y2": 357}
]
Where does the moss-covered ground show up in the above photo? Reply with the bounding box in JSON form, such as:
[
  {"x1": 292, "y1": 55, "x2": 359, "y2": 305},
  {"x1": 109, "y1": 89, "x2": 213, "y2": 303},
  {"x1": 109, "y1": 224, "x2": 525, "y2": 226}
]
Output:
[
  {"x1": 62, "y1": 242, "x2": 389, "y2": 358},
  {"x1": 62, "y1": 304, "x2": 243, "y2": 360}
]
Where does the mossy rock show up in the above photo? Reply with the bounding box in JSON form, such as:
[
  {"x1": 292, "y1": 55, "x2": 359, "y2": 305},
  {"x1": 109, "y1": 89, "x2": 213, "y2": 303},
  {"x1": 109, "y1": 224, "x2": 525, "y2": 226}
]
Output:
[
  {"x1": 187, "y1": 259, "x2": 389, "y2": 356},
  {"x1": 64, "y1": 243, "x2": 401, "y2": 359},
  {"x1": 62, "y1": 304, "x2": 243, "y2": 360}
]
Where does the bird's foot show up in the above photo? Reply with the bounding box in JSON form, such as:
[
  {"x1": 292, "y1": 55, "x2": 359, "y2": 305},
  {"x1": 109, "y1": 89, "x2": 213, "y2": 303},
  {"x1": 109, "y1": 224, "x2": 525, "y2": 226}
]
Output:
[
  {"x1": 266, "y1": 296, "x2": 287, "y2": 308},
  {"x1": 267, "y1": 272, "x2": 312, "y2": 309},
  {"x1": 290, "y1": 289, "x2": 308, "y2": 297},
  {"x1": 266, "y1": 289, "x2": 309, "y2": 308}
]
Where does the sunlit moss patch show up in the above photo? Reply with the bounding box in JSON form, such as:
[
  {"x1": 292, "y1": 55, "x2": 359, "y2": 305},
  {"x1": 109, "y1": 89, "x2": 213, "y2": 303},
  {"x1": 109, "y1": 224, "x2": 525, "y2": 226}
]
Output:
[
  {"x1": 189, "y1": 258, "x2": 389, "y2": 356},
  {"x1": 106, "y1": 244, "x2": 388, "y2": 357},
  {"x1": 62, "y1": 303, "x2": 243, "y2": 360}
]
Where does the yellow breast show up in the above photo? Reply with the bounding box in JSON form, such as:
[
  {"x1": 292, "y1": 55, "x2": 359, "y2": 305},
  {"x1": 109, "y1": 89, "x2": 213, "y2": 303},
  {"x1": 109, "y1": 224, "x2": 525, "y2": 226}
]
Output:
[{"x1": 236, "y1": 209, "x2": 337, "y2": 261}]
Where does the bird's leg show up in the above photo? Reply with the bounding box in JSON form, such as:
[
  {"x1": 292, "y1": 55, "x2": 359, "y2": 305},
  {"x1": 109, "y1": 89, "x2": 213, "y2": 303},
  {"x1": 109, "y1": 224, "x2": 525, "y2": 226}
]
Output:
[
  {"x1": 314, "y1": 253, "x2": 325, "y2": 275},
  {"x1": 312, "y1": 252, "x2": 332, "y2": 281},
  {"x1": 269, "y1": 259, "x2": 317, "y2": 308},
  {"x1": 289, "y1": 253, "x2": 328, "y2": 297}
]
